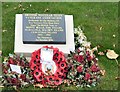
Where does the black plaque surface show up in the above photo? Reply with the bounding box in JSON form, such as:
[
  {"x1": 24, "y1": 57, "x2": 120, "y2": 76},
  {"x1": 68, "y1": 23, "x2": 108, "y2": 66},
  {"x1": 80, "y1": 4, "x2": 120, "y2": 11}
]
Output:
[{"x1": 23, "y1": 14, "x2": 66, "y2": 44}]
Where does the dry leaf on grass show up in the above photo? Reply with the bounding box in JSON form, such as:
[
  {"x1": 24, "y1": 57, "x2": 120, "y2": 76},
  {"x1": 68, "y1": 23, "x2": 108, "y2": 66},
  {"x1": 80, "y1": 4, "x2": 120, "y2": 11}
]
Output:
[
  {"x1": 22, "y1": 8, "x2": 26, "y2": 11},
  {"x1": 14, "y1": 7, "x2": 17, "y2": 10},
  {"x1": 18, "y1": 4, "x2": 22, "y2": 8},
  {"x1": 113, "y1": 44, "x2": 116, "y2": 48},
  {"x1": 2, "y1": 30, "x2": 7, "y2": 32},
  {"x1": 106, "y1": 50, "x2": 119, "y2": 59},
  {"x1": 92, "y1": 46, "x2": 98, "y2": 52},
  {"x1": 106, "y1": 49, "x2": 119, "y2": 64},
  {"x1": 98, "y1": 52, "x2": 105, "y2": 56},
  {"x1": 99, "y1": 27, "x2": 102, "y2": 31},
  {"x1": 100, "y1": 70, "x2": 105, "y2": 76}
]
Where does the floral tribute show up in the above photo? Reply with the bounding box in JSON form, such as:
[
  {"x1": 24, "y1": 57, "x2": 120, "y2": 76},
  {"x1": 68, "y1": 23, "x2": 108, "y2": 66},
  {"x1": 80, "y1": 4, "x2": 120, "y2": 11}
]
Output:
[
  {"x1": 66, "y1": 49, "x2": 101, "y2": 88},
  {"x1": 1, "y1": 54, "x2": 34, "y2": 89},
  {"x1": 29, "y1": 46, "x2": 68, "y2": 87},
  {"x1": 65, "y1": 27, "x2": 102, "y2": 87}
]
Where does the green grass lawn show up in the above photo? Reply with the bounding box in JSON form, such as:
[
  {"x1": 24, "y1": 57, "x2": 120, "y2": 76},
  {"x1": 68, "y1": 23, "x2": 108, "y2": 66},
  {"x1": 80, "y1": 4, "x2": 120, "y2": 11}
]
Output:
[{"x1": 2, "y1": 2, "x2": 119, "y2": 91}]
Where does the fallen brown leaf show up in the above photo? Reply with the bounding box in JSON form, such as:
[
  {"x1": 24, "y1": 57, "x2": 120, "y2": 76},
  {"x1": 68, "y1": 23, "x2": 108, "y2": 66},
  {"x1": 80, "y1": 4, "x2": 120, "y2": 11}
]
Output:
[
  {"x1": 14, "y1": 7, "x2": 17, "y2": 10},
  {"x1": 18, "y1": 4, "x2": 22, "y2": 8},
  {"x1": 2, "y1": 30, "x2": 7, "y2": 32},
  {"x1": 92, "y1": 46, "x2": 98, "y2": 52},
  {"x1": 113, "y1": 44, "x2": 116, "y2": 48},
  {"x1": 100, "y1": 70, "x2": 105, "y2": 76},
  {"x1": 22, "y1": 8, "x2": 26, "y2": 11},
  {"x1": 106, "y1": 49, "x2": 119, "y2": 59},
  {"x1": 97, "y1": 45, "x2": 101, "y2": 48},
  {"x1": 99, "y1": 27, "x2": 102, "y2": 31},
  {"x1": 98, "y1": 52, "x2": 104, "y2": 56},
  {"x1": 106, "y1": 49, "x2": 119, "y2": 65}
]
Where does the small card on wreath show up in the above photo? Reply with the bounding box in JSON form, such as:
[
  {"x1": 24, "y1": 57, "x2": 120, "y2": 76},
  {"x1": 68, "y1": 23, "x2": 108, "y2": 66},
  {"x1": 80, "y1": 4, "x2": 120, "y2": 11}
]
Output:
[
  {"x1": 10, "y1": 64, "x2": 22, "y2": 74},
  {"x1": 40, "y1": 48, "x2": 57, "y2": 75}
]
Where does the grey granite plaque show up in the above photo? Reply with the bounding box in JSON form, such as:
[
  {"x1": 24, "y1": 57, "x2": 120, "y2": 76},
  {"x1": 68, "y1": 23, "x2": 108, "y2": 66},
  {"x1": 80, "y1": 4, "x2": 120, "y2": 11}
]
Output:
[{"x1": 23, "y1": 14, "x2": 66, "y2": 44}]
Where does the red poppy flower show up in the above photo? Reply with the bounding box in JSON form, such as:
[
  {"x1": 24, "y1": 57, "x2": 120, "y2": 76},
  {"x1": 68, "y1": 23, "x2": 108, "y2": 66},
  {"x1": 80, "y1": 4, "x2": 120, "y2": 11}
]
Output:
[
  {"x1": 77, "y1": 55, "x2": 84, "y2": 63},
  {"x1": 77, "y1": 66, "x2": 83, "y2": 73},
  {"x1": 8, "y1": 58, "x2": 14, "y2": 64},
  {"x1": 54, "y1": 68, "x2": 66, "y2": 79},
  {"x1": 33, "y1": 69, "x2": 43, "y2": 82},
  {"x1": 7, "y1": 63, "x2": 10, "y2": 67},
  {"x1": 56, "y1": 69, "x2": 65, "y2": 77},
  {"x1": 35, "y1": 50, "x2": 40, "y2": 60},
  {"x1": 59, "y1": 62, "x2": 67, "y2": 69},
  {"x1": 91, "y1": 65, "x2": 98, "y2": 72},
  {"x1": 53, "y1": 48, "x2": 59, "y2": 54},
  {"x1": 11, "y1": 78, "x2": 18, "y2": 84},
  {"x1": 59, "y1": 55, "x2": 65, "y2": 62},
  {"x1": 20, "y1": 74, "x2": 26, "y2": 81},
  {"x1": 54, "y1": 69, "x2": 61, "y2": 76},
  {"x1": 93, "y1": 58, "x2": 98, "y2": 63},
  {"x1": 53, "y1": 56, "x2": 59, "y2": 63},
  {"x1": 74, "y1": 55, "x2": 84, "y2": 63},
  {"x1": 32, "y1": 49, "x2": 40, "y2": 60},
  {"x1": 87, "y1": 55, "x2": 92, "y2": 61},
  {"x1": 57, "y1": 73, "x2": 66, "y2": 79},
  {"x1": 3, "y1": 68, "x2": 8, "y2": 74},
  {"x1": 73, "y1": 54, "x2": 78, "y2": 60},
  {"x1": 20, "y1": 60, "x2": 25, "y2": 67},
  {"x1": 54, "y1": 77, "x2": 62, "y2": 85},
  {"x1": 46, "y1": 75, "x2": 54, "y2": 85},
  {"x1": 84, "y1": 73, "x2": 91, "y2": 80},
  {"x1": 47, "y1": 75, "x2": 54, "y2": 81},
  {"x1": 30, "y1": 61, "x2": 38, "y2": 70}
]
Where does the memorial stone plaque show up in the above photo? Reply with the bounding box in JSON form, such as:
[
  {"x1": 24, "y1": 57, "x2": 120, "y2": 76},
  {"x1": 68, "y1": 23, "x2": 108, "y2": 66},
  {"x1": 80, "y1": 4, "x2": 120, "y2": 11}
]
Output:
[{"x1": 23, "y1": 14, "x2": 66, "y2": 44}]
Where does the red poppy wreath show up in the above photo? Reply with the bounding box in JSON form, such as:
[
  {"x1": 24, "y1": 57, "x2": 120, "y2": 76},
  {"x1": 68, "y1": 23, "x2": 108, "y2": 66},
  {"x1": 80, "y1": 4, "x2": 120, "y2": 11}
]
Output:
[{"x1": 30, "y1": 46, "x2": 68, "y2": 87}]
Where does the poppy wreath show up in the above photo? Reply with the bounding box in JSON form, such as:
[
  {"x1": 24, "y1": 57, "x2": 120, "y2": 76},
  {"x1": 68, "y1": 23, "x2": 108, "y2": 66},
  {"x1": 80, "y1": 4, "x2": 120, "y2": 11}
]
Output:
[
  {"x1": 1, "y1": 54, "x2": 33, "y2": 88},
  {"x1": 30, "y1": 46, "x2": 68, "y2": 87}
]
